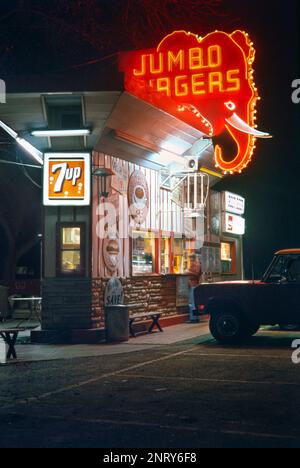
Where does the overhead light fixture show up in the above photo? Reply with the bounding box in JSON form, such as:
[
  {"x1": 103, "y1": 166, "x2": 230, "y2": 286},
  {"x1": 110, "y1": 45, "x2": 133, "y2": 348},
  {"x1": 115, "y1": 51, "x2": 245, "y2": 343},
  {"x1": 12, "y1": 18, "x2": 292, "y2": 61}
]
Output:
[
  {"x1": 0, "y1": 119, "x2": 43, "y2": 165},
  {"x1": 31, "y1": 129, "x2": 91, "y2": 137},
  {"x1": 200, "y1": 167, "x2": 223, "y2": 179}
]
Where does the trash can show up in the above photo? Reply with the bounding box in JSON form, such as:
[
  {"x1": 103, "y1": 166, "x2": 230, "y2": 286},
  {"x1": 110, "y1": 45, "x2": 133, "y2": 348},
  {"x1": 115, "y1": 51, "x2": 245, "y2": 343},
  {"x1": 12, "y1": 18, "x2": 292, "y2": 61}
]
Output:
[
  {"x1": 0, "y1": 286, "x2": 8, "y2": 321},
  {"x1": 105, "y1": 305, "x2": 129, "y2": 343}
]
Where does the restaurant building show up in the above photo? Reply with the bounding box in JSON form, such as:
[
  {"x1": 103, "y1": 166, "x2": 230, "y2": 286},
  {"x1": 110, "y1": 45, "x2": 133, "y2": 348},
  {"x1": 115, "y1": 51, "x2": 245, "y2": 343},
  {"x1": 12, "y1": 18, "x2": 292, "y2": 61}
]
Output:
[{"x1": 0, "y1": 29, "x2": 271, "y2": 342}]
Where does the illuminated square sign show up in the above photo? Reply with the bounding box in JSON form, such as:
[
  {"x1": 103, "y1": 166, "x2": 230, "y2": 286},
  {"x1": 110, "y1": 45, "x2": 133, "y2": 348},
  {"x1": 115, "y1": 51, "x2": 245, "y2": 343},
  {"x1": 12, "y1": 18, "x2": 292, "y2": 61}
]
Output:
[
  {"x1": 222, "y1": 191, "x2": 245, "y2": 216},
  {"x1": 43, "y1": 153, "x2": 91, "y2": 206},
  {"x1": 222, "y1": 212, "x2": 245, "y2": 236}
]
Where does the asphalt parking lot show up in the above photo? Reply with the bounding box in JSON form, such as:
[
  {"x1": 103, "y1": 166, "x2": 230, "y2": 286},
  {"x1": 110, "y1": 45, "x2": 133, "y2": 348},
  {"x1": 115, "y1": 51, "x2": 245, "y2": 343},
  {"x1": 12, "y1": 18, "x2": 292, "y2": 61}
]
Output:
[{"x1": 1, "y1": 327, "x2": 300, "y2": 448}]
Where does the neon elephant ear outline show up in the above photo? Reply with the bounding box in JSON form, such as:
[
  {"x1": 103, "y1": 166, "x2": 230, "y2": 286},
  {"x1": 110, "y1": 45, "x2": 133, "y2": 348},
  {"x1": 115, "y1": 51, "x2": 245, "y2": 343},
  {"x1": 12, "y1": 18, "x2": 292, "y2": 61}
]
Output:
[{"x1": 213, "y1": 30, "x2": 272, "y2": 174}]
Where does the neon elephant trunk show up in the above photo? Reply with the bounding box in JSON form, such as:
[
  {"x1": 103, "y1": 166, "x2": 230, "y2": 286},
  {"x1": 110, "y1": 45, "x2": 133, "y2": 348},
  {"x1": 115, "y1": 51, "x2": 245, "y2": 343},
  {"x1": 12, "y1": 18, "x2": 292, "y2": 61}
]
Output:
[{"x1": 120, "y1": 29, "x2": 272, "y2": 174}]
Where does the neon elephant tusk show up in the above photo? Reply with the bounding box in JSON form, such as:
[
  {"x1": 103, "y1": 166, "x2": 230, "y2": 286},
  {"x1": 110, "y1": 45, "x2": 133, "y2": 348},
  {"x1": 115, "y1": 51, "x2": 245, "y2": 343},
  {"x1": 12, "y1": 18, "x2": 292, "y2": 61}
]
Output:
[{"x1": 226, "y1": 113, "x2": 272, "y2": 139}]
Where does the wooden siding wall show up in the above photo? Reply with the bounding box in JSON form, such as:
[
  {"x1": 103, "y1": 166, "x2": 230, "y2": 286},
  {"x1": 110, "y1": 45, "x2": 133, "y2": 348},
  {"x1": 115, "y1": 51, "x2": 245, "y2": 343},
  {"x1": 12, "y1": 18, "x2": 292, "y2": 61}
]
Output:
[{"x1": 92, "y1": 151, "x2": 185, "y2": 280}]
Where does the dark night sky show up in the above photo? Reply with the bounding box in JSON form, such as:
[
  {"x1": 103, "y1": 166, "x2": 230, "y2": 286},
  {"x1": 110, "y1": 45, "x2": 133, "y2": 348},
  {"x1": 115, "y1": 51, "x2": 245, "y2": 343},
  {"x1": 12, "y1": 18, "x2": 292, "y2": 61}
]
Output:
[
  {"x1": 217, "y1": 0, "x2": 300, "y2": 277},
  {"x1": 0, "y1": 0, "x2": 299, "y2": 278}
]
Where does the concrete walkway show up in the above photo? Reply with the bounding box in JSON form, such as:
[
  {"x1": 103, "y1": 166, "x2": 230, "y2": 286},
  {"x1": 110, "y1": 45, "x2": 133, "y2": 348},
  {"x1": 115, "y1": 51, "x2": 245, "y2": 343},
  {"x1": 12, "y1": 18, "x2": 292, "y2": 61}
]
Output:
[{"x1": 4, "y1": 321, "x2": 211, "y2": 364}]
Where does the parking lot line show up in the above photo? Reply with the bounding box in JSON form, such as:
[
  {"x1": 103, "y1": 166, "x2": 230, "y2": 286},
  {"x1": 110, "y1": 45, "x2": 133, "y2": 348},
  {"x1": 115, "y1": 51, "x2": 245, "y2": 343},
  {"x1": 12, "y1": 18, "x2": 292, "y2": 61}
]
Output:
[
  {"x1": 1, "y1": 345, "x2": 200, "y2": 411},
  {"x1": 177, "y1": 352, "x2": 292, "y2": 360},
  {"x1": 9, "y1": 412, "x2": 300, "y2": 444},
  {"x1": 119, "y1": 373, "x2": 300, "y2": 387}
]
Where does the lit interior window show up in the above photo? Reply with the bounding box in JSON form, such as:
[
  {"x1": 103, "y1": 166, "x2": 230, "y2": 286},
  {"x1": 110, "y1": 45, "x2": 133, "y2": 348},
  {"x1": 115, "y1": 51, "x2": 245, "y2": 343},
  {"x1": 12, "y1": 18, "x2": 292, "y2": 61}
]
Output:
[
  {"x1": 221, "y1": 242, "x2": 233, "y2": 274},
  {"x1": 173, "y1": 238, "x2": 196, "y2": 275},
  {"x1": 173, "y1": 238, "x2": 184, "y2": 274},
  {"x1": 61, "y1": 227, "x2": 81, "y2": 274},
  {"x1": 132, "y1": 232, "x2": 156, "y2": 276},
  {"x1": 161, "y1": 237, "x2": 171, "y2": 275}
]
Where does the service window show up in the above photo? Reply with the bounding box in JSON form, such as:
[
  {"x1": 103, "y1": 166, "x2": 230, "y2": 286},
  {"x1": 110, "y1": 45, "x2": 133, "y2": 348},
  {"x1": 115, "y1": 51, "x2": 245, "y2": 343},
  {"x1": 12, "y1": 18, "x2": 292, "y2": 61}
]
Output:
[
  {"x1": 160, "y1": 237, "x2": 171, "y2": 275},
  {"x1": 132, "y1": 231, "x2": 157, "y2": 276},
  {"x1": 221, "y1": 241, "x2": 236, "y2": 274},
  {"x1": 173, "y1": 238, "x2": 184, "y2": 274},
  {"x1": 173, "y1": 238, "x2": 195, "y2": 274},
  {"x1": 57, "y1": 224, "x2": 86, "y2": 277}
]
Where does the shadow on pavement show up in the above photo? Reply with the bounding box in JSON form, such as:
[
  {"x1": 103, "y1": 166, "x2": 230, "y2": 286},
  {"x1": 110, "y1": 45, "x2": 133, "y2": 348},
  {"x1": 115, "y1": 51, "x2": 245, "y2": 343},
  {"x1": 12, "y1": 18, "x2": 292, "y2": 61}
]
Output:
[{"x1": 200, "y1": 330, "x2": 300, "y2": 350}]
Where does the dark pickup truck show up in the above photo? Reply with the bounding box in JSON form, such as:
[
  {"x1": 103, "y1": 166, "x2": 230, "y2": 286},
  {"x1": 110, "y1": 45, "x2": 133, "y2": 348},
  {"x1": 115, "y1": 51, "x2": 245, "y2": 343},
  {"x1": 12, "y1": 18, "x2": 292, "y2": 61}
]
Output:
[{"x1": 194, "y1": 249, "x2": 300, "y2": 344}]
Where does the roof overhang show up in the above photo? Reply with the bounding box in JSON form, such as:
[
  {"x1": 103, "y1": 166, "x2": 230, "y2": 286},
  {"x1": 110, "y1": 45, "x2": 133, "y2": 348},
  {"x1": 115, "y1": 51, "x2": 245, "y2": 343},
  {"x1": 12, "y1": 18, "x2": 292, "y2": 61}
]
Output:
[{"x1": 95, "y1": 92, "x2": 222, "y2": 182}]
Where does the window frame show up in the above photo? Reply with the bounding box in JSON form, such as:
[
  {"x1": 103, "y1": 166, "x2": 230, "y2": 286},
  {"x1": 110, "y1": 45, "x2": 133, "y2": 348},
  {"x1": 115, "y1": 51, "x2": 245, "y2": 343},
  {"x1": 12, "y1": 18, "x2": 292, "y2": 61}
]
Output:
[
  {"x1": 159, "y1": 232, "x2": 172, "y2": 276},
  {"x1": 171, "y1": 235, "x2": 196, "y2": 276},
  {"x1": 220, "y1": 240, "x2": 237, "y2": 275},
  {"x1": 56, "y1": 222, "x2": 86, "y2": 278},
  {"x1": 129, "y1": 229, "x2": 198, "y2": 278},
  {"x1": 131, "y1": 229, "x2": 159, "y2": 277}
]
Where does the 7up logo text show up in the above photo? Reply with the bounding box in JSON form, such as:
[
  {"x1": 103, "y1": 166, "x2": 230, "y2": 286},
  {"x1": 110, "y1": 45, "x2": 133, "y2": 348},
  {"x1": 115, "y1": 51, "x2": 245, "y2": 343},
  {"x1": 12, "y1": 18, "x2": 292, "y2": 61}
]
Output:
[{"x1": 52, "y1": 163, "x2": 83, "y2": 194}]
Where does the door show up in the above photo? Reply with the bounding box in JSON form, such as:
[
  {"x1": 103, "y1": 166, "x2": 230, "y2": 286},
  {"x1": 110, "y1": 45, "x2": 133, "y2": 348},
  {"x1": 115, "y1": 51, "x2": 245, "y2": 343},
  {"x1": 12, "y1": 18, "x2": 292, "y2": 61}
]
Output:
[
  {"x1": 261, "y1": 254, "x2": 300, "y2": 324},
  {"x1": 250, "y1": 282, "x2": 282, "y2": 324},
  {"x1": 278, "y1": 256, "x2": 300, "y2": 324}
]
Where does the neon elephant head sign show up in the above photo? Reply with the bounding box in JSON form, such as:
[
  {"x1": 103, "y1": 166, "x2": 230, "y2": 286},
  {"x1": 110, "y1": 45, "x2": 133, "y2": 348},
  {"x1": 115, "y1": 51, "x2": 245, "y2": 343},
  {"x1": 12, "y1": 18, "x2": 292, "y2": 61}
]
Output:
[{"x1": 119, "y1": 30, "x2": 272, "y2": 174}]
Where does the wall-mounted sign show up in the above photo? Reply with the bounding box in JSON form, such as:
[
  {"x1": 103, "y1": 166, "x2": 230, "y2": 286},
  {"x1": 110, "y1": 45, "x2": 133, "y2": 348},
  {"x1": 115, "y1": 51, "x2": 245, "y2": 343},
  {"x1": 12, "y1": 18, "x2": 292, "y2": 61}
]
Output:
[
  {"x1": 103, "y1": 236, "x2": 122, "y2": 273},
  {"x1": 222, "y1": 212, "x2": 245, "y2": 236},
  {"x1": 120, "y1": 30, "x2": 271, "y2": 174},
  {"x1": 222, "y1": 191, "x2": 245, "y2": 216},
  {"x1": 43, "y1": 153, "x2": 91, "y2": 206},
  {"x1": 111, "y1": 157, "x2": 129, "y2": 194},
  {"x1": 104, "y1": 278, "x2": 124, "y2": 306},
  {"x1": 128, "y1": 170, "x2": 149, "y2": 225}
]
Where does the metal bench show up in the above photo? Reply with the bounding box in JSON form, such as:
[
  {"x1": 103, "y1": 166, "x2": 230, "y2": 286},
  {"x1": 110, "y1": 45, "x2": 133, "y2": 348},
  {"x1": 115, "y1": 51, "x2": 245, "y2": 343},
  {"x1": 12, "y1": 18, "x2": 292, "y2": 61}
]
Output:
[{"x1": 129, "y1": 313, "x2": 163, "y2": 338}]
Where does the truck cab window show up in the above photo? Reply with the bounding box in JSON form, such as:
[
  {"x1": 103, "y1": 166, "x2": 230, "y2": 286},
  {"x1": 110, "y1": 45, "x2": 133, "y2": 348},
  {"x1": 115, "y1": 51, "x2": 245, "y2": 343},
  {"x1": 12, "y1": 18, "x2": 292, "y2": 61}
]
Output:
[{"x1": 266, "y1": 255, "x2": 300, "y2": 283}]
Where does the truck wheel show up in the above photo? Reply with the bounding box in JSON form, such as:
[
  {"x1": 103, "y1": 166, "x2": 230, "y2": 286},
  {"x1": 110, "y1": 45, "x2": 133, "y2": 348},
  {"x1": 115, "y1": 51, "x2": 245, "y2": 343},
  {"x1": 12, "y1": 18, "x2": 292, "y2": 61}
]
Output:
[{"x1": 209, "y1": 311, "x2": 245, "y2": 345}]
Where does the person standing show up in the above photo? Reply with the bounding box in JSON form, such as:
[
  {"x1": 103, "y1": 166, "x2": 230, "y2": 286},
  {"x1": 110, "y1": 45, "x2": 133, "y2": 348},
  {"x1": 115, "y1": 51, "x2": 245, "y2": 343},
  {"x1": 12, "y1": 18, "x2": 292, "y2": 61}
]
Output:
[{"x1": 187, "y1": 255, "x2": 202, "y2": 323}]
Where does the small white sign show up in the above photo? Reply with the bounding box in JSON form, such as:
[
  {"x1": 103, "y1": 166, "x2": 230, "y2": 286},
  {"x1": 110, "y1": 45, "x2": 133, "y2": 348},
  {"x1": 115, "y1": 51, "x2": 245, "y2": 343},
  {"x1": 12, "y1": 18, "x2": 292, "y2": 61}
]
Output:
[
  {"x1": 223, "y1": 212, "x2": 245, "y2": 236},
  {"x1": 105, "y1": 278, "x2": 124, "y2": 306},
  {"x1": 0, "y1": 338, "x2": 7, "y2": 364},
  {"x1": 223, "y1": 192, "x2": 245, "y2": 215}
]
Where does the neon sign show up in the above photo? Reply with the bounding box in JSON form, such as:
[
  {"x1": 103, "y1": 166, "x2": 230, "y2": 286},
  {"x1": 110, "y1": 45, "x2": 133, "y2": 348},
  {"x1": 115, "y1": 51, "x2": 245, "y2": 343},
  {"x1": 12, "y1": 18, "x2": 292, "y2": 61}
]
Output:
[{"x1": 120, "y1": 30, "x2": 271, "y2": 174}]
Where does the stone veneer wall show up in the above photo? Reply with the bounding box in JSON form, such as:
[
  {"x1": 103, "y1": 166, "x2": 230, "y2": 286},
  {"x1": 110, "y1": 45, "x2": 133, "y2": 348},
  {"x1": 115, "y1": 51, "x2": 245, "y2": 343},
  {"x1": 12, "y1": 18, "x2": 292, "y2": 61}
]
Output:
[
  {"x1": 92, "y1": 276, "x2": 188, "y2": 327},
  {"x1": 42, "y1": 278, "x2": 96, "y2": 330}
]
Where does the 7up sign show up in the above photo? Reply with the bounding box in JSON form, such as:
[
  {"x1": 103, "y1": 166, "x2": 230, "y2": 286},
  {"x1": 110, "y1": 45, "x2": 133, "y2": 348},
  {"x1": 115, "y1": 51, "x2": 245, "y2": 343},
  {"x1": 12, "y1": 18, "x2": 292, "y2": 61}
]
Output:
[{"x1": 43, "y1": 153, "x2": 91, "y2": 206}]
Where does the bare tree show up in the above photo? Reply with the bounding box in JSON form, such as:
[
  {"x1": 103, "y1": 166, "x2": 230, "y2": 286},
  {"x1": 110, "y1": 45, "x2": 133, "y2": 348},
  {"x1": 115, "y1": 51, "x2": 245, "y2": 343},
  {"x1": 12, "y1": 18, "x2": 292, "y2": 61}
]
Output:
[{"x1": 0, "y1": 0, "x2": 232, "y2": 74}]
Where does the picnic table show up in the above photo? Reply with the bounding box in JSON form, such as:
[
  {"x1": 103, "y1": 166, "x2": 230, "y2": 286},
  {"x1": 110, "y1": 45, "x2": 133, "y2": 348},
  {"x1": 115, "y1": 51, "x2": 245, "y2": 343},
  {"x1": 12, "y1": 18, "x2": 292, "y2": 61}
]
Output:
[{"x1": 0, "y1": 328, "x2": 25, "y2": 360}]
